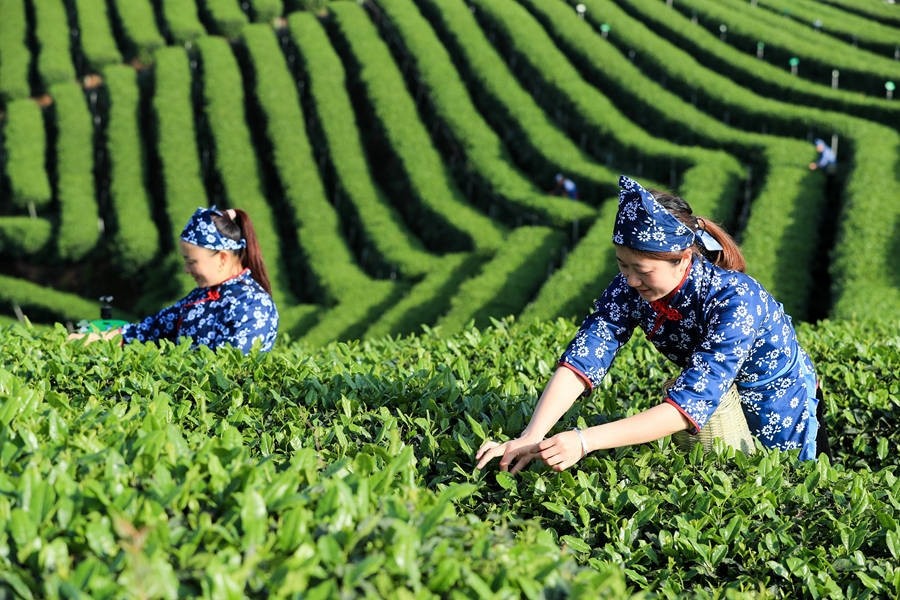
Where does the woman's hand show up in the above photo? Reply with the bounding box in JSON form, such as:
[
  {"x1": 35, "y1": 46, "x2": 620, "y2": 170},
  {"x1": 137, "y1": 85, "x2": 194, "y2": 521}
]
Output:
[
  {"x1": 536, "y1": 429, "x2": 587, "y2": 472},
  {"x1": 475, "y1": 435, "x2": 542, "y2": 474}
]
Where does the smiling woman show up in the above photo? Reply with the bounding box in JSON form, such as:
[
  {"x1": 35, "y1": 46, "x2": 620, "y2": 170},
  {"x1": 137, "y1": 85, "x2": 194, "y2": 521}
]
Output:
[
  {"x1": 476, "y1": 175, "x2": 829, "y2": 473},
  {"x1": 69, "y1": 206, "x2": 279, "y2": 353}
]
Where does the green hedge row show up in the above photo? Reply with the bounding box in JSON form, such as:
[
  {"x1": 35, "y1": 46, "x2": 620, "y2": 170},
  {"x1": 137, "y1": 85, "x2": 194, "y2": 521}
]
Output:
[
  {"x1": 34, "y1": 1, "x2": 77, "y2": 90},
  {"x1": 820, "y1": 0, "x2": 900, "y2": 27},
  {"x1": 200, "y1": 0, "x2": 249, "y2": 39},
  {"x1": 107, "y1": 0, "x2": 166, "y2": 65},
  {"x1": 738, "y1": 152, "x2": 825, "y2": 320},
  {"x1": 757, "y1": 0, "x2": 900, "y2": 57},
  {"x1": 50, "y1": 83, "x2": 100, "y2": 261},
  {"x1": 374, "y1": 0, "x2": 596, "y2": 230},
  {"x1": 248, "y1": 0, "x2": 282, "y2": 22},
  {"x1": 438, "y1": 226, "x2": 566, "y2": 332},
  {"x1": 327, "y1": 2, "x2": 505, "y2": 253},
  {"x1": 364, "y1": 252, "x2": 481, "y2": 340},
  {"x1": 519, "y1": 199, "x2": 618, "y2": 325},
  {"x1": 73, "y1": 0, "x2": 122, "y2": 72},
  {"x1": 673, "y1": 0, "x2": 900, "y2": 95},
  {"x1": 150, "y1": 46, "x2": 206, "y2": 297},
  {"x1": 158, "y1": 0, "x2": 206, "y2": 44},
  {"x1": 469, "y1": 0, "x2": 738, "y2": 206},
  {"x1": 240, "y1": 22, "x2": 394, "y2": 332},
  {"x1": 296, "y1": 282, "x2": 399, "y2": 347},
  {"x1": 828, "y1": 123, "x2": 900, "y2": 322},
  {"x1": 286, "y1": 12, "x2": 438, "y2": 279},
  {"x1": 415, "y1": 0, "x2": 619, "y2": 206},
  {"x1": 101, "y1": 65, "x2": 158, "y2": 276},
  {"x1": 2, "y1": 99, "x2": 52, "y2": 210},
  {"x1": 195, "y1": 35, "x2": 286, "y2": 305},
  {"x1": 525, "y1": 0, "x2": 824, "y2": 319},
  {"x1": 0, "y1": 0, "x2": 31, "y2": 100},
  {"x1": 0, "y1": 217, "x2": 53, "y2": 257},
  {"x1": 0, "y1": 274, "x2": 102, "y2": 322},
  {"x1": 573, "y1": 0, "x2": 900, "y2": 321},
  {"x1": 613, "y1": 0, "x2": 898, "y2": 129}
]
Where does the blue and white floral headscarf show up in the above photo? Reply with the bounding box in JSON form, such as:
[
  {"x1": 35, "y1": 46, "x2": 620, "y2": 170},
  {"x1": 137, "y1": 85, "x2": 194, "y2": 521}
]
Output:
[
  {"x1": 180, "y1": 206, "x2": 246, "y2": 251},
  {"x1": 612, "y1": 175, "x2": 721, "y2": 253}
]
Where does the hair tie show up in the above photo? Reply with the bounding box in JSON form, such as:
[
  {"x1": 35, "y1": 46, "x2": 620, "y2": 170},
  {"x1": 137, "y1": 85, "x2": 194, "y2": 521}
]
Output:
[
  {"x1": 695, "y1": 218, "x2": 723, "y2": 252},
  {"x1": 225, "y1": 209, "x2": 237, "y2": 220}
]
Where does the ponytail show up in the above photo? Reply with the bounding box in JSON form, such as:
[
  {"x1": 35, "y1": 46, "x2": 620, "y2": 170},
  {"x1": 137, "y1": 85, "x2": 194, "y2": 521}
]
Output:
[
  {"x1": 212, "y1": 208, "x2": 273, "y2": 295},
  {"x1": 646, "y1": 190, "x2": 747, "y2": 273}
]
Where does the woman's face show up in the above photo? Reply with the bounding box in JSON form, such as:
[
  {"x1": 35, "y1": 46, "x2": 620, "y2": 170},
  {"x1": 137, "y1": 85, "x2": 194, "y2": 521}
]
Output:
[
  {"x1": 615, "y1": 245, "x2": 691, "y2": 302},
  {"x1": 180, "y1": 241, "x2": 227, "y2": 288}
]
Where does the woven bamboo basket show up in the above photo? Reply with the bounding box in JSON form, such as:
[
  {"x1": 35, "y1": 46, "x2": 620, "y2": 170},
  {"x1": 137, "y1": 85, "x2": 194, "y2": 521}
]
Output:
[{"x1": 667, "y1": 381, "x2": 756, "y2": 454}]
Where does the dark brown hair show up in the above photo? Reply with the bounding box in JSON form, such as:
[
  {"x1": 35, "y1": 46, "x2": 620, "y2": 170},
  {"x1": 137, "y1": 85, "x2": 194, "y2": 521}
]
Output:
[
  {"x1": 636, "y1": 190, "x2": 746, "y2": 273},
  {"x1": 211, "y1": 209, "x2": 273, "y2": 294}
]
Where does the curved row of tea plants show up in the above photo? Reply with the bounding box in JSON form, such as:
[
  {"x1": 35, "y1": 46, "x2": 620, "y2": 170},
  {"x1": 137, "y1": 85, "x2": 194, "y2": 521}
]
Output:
[{"x1": 0, "y1": 0, "x2": 897, "y2": 343}]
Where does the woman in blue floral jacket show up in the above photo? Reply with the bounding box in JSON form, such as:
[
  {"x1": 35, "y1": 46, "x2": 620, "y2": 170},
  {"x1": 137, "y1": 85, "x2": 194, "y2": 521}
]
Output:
[
  {"x1": 75, "y1": 206, "x2": 279, "y2": 353},
  {"x1": 477, "y1": 176, "x2": 827, "y2": 472}
]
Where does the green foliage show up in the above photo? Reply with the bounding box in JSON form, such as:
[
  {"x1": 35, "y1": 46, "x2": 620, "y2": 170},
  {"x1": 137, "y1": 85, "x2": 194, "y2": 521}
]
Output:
[
  {"x1": 74, "y1": 0, "x2": 122, "y2": 71},
  {"x1": 374, "y1": 0, "x2": 596, "y2": 229},
  {"x1": 609, "y1": 0, "x2": 898, "y2": 128},
  {"x1": 102, "y1": 65, "x2": 158, "y2": 275},
  {"x1": 0, "y1": 0, "x2": 897, "y2": 353},
  {"x1": 50, "y1": 82, "x2": 100, "y2": 261},
  {"x1": 2, "y1": 99, "x2": 52, "y2": 209},
  {"x1": 755, "y1": 0, "x2": 899, "y2": 57},
  {"x1": 107, "y1": 0, "x2": 166, "y2": 65},
  {"x1": 201, "y1": 0, "x2": 250, "y2": 39},
  {"x1": 0, "y1": 0, "x2": 31, "y2": 100},
  {"x1": 0, "y1": 318, "x2": 896, "y2": 597},
  {"x1": 439, "y1": 226, "x2": 566, "y2": 332},
  {"x1": 416, "y1": 0, "x2": 618, "y2": 204},
  {"x1": 0, "y1": 275, "x2": 102, "y2": 322},
  {"x1": 673, "y1": 0, "x2": 900, "y2": 94},
  {"x1": 0, "y1": 216, "x2": 53, "y2": 257},
  {"x1": 248, "y1": 0, "x2": 282, "y2": 22},
  {"x1": 327, "y1": 1, "x2": 506, "y2": 254},
  {"x1": 286, "y1": 11, "x2": 450, "y2": 278},
  {"x1": 33, "y1": 1, "x2": 77, "y2": 90},
  {"x1": 158, "y1": 0, "x2": 206, "y2": 44}
]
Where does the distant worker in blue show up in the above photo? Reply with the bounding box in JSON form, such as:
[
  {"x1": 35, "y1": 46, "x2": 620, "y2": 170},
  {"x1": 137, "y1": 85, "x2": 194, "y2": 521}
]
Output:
[
  {"x1": 552, "y1": 173, "x2": 579, "y2": 199},
  {"x1": 808, "y1": 138, "x2": 836, "y2": 173}
]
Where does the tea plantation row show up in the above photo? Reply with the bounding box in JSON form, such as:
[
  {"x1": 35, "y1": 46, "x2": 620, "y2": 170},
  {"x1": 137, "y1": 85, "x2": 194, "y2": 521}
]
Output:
[
  {"x1": 0, "y1": 317, "x2": 897, "y2": 597},
  {"x1": 1, "y1": 0, "x2": 898, "y2": 342}
]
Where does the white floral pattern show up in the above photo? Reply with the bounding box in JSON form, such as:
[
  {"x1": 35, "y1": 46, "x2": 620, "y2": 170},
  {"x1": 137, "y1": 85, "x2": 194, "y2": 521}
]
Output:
[
  {"x1": 121, "y1": 270, "x2": 278, "y2": 353},
  {"x1": 559, "y1": 256, "x2": 819, "y2": 460}
]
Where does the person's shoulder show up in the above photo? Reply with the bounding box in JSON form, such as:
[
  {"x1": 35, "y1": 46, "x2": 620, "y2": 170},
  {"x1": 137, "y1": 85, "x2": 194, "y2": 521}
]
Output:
[{"x1": 700, "y1": 263, "x2": 776, "y2": 308}]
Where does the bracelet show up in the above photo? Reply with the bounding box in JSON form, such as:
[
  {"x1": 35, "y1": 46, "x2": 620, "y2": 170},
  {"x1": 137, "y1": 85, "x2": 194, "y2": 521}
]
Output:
[{"x1": 573, "y1": 427, "x2": 588, "y2": 458}]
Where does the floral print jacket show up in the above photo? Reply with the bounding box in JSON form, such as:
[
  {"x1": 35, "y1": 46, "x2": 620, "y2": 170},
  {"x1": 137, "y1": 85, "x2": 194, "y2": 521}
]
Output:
[
  {"x1": 121, "y1": 269, "x2": 278, "y2": 353},
  {"x1": 559, "y1": 256, "x2": 819, "y2": 460}
]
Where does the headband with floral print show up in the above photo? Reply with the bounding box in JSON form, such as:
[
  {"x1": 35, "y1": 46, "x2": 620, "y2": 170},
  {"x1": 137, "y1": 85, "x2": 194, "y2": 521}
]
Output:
[
  {"x1": 180, "y1": 206, "x2": 246, "y2": 251},
  {"x1": 612, "y1": 175, "x2": 697, "y2": 253}
]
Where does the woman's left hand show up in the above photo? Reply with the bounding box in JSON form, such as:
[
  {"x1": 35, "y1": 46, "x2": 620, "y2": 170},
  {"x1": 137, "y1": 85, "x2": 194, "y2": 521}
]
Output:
[{"x1": 535, "y1": 429, "x2": 587, "y2": 472}]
